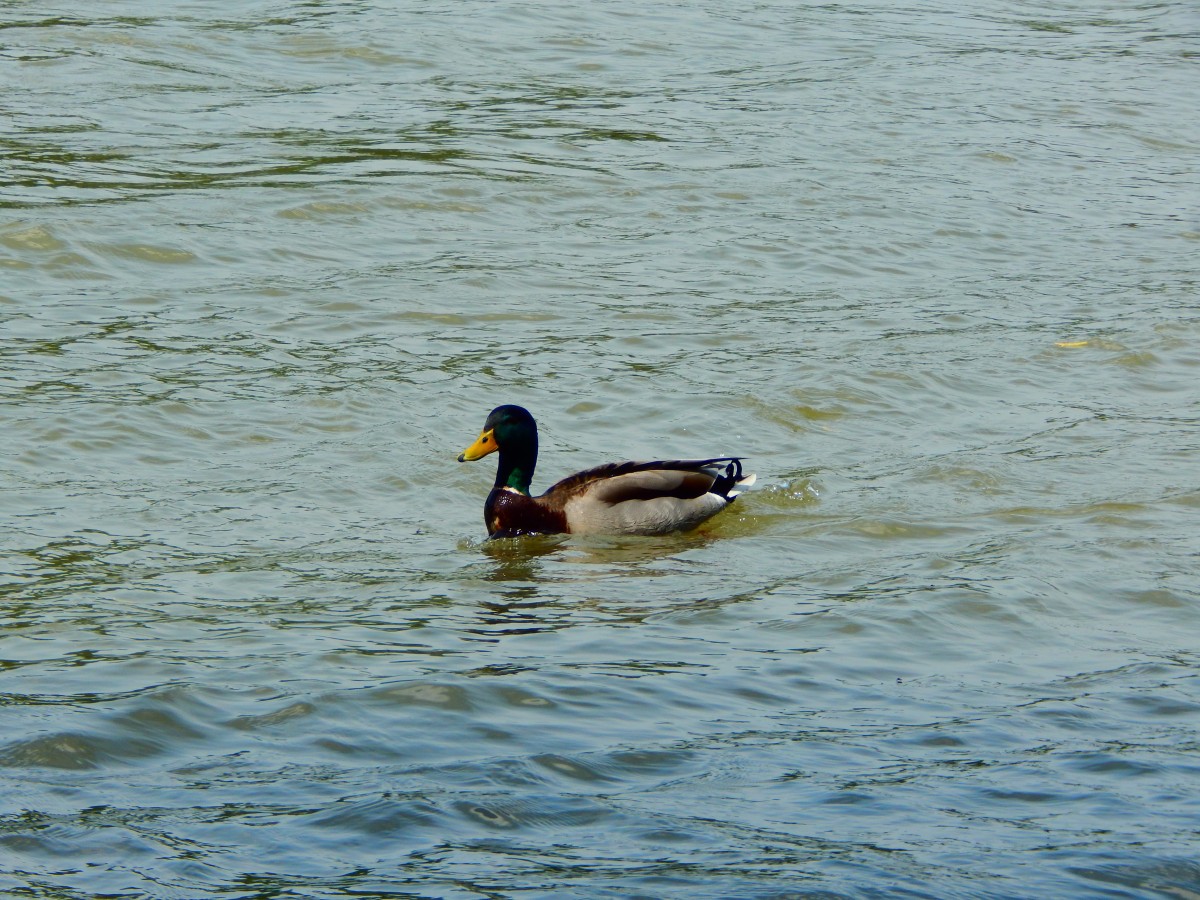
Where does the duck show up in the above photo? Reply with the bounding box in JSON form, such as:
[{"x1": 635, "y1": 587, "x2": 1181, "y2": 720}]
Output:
[{"x1": 458, "y1": 404, "x2": 755, "y2": 538}]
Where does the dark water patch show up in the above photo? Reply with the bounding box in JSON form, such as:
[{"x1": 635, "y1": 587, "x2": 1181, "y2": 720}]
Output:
[
  {"x1": 305, "y1": 793, "x2": 442, "y2": 836},
  {"x1": 454, "y1": 793, "x2": 614, "y2": 831},
  {"x1": 1063, "y1": 750, "x2": 1165, "y2": 778},
  {"x1": 0, "y1": 730, "x2": 161, "y2": 770},
  {"x1": 1072, "y1": 858, "x2": 1200, "y2": 900}
]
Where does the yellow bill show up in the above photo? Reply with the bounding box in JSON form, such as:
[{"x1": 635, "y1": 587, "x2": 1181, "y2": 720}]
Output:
[{"x1": 458, "y1": 428, "x2": 498, "y2": 462}]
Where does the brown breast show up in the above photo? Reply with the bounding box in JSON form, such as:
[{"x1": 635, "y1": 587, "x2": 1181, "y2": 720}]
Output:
[{"x1": 486, "y1": 488, "x2": 569, "y2": 537}]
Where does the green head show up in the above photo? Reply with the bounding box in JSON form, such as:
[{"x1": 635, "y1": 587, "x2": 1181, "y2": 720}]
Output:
[{"x1": 457, "y1": 404, "x2": 538, "y2": 493}]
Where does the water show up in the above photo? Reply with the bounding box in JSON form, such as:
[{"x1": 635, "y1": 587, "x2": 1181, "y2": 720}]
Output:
[{"x1": 2, "y1": 1, "x2": 1199, "y2": 897}]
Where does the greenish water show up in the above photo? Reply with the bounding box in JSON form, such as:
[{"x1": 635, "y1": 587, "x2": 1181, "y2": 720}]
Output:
[{"x1": 2, "y1": 2, "x2": 1199, "y2": 898}]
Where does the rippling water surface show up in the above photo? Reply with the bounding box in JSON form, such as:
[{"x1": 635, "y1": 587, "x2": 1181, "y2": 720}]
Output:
[{"x1": 3, "y1": 2, "x2": 1199, "y2": 897}]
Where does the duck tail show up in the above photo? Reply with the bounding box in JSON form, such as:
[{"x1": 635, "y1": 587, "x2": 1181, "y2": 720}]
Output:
[{"x1": 712, "y1": 458, "x2": 756, "y2": 500}]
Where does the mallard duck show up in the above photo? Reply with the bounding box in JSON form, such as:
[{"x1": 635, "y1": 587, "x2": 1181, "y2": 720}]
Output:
[{"x1": 458, "y1": 404, "x2": 755, "y2": 538}]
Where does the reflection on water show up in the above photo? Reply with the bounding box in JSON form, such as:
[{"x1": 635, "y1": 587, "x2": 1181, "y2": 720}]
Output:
[{"x1": 3, "y1": 1, "x2": 1199, "y2": 897}]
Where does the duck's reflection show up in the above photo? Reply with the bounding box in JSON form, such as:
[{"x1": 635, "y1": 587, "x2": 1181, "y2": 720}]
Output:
[{"x1": 459, "y1": 530, "x2": 723, "y2": 639}]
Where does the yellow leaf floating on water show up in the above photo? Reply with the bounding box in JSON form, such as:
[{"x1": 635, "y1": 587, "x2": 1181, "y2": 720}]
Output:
[{"x1": 1055, "y1": 340, "x2": 1090, "y2": 348}]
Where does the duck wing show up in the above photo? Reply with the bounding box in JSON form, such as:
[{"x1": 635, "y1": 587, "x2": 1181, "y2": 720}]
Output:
[{"x1": 541, "y1": 458, "x2": 754, "y2": 535}]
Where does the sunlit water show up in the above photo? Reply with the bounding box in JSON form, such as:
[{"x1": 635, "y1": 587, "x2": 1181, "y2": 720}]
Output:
[{"x1": 2, "y1": 2, "x2": 1199, "y2": 898}]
